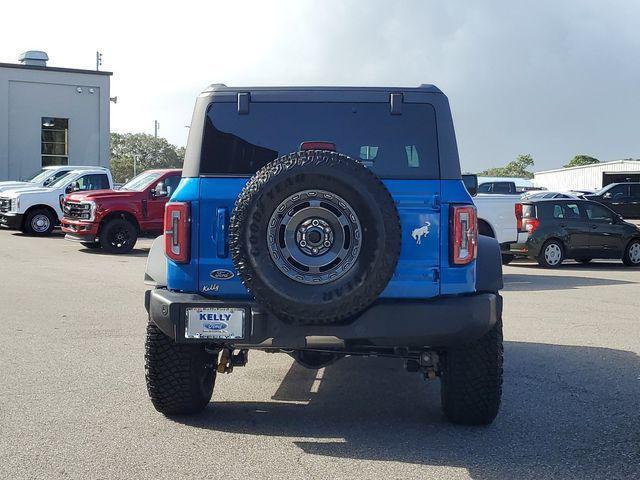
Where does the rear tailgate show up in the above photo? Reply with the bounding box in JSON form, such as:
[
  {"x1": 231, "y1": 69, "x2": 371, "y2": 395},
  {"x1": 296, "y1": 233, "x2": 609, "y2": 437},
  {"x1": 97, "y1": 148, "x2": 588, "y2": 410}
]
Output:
[{"x1": 196, "y1": 178, "x2": 441, "y2": 300}]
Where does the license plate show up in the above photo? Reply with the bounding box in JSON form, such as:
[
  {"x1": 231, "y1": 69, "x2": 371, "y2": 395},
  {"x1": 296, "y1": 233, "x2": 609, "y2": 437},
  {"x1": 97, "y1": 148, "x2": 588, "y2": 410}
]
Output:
[{"x1": 185, "y1": 307, "x2": 245, "y2": 340}]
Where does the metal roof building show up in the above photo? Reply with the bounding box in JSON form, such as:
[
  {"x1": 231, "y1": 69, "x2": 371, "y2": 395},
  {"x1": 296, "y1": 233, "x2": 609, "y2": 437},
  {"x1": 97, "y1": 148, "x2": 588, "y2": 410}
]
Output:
[
  {"x1": 0, "y1": 51, "x2": 112, "y2": 181},
  {"x1": 533, "y1": 160, "x2": 640, "y2": 191}
]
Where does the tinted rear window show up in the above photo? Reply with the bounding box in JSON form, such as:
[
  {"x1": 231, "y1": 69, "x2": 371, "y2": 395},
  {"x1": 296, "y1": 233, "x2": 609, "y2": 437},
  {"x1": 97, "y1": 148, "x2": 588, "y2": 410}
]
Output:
[{"x1": 200, "y1": 102, "x2": 439, "y2": 179}]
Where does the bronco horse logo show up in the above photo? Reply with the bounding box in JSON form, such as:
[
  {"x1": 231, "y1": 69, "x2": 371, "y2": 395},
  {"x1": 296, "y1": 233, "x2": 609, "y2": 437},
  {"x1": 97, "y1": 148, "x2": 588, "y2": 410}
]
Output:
[{"x1": 411, "y1": 221, "x2": 431, "y2": 245}]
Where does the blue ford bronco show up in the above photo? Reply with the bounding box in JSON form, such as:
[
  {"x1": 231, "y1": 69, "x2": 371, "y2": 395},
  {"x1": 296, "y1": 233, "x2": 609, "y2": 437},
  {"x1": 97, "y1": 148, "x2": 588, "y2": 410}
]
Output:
[{"x1": 143, "y1": 85, "x2": 504, "y2": 425}]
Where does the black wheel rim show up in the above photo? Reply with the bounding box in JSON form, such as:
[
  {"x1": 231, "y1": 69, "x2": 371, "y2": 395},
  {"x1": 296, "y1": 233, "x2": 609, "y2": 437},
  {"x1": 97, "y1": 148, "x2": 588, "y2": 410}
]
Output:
[
  {"x1": 267, "y1": 189, "x2": 362, "y2": 284},
  {"x1": 109, "y1": 226, "x2": 131, "y2": 249}
]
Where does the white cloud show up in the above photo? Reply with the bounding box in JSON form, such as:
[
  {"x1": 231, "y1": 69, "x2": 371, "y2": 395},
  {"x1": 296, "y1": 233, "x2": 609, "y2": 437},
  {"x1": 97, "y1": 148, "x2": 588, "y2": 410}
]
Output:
[{"x1": 1, "y1": 0, "x2": 639, "y2": 171}]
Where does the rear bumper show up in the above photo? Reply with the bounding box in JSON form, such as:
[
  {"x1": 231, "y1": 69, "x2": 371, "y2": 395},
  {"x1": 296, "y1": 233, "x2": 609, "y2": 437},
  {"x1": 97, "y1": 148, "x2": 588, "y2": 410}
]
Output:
[
  {"x1": 145, "y1": 289, "x2": 502, "y2": 350},
  {"x1": 61, "y1": 219, "x2": 100, "y2": 240},
  {"x1": 0, "y1": 212, "x2": 23, "y2": 229},
  {"x1": 501, "y1": 233, "x2": 530, "y2": 253}
]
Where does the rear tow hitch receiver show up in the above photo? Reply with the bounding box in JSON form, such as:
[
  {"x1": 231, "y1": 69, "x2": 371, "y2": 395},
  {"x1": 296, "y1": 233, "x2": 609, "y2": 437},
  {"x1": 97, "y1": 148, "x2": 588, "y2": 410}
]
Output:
[
  {"x1": 216, "y1": 348, "x2": 249, "y2": 374},
  {"x1": 405, "y1": 351, "x2": 440, "y2": 380}
]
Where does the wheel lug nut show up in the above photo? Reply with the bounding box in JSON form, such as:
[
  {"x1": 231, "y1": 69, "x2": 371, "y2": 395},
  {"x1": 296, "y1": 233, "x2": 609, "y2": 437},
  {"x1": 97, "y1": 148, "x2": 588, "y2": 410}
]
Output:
[
  {"x1": 312, "y1": 220, "x2": 319, "y2": 226},
  {"x1": 324, "y1": 241, "x2": 331, "y2": 247},
  {"x1": 300, "y1": 241, "x2": 307, "y2": 247},
  {"x1": 312, "y1": 248, "x2": 318, "y2": 254}
]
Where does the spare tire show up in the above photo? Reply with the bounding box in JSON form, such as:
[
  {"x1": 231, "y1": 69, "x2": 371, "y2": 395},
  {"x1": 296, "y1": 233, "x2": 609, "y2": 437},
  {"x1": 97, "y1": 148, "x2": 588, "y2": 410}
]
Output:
[{"x1": 230, "y1": 150, "x2": 401, "y2": 325}]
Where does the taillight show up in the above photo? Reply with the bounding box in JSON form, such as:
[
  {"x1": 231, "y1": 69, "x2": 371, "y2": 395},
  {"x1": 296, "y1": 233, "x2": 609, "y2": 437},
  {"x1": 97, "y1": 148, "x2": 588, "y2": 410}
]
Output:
[
  {"x1": 164, "y1": 202, "x2": 190, "y2": 263},
  {"x1": 515, "y1": 203, "x2": 523, "y2": 231},
  {"x1": 524, "y1": 218, "x2": 540, "y2": 233},
  {"x1": 451, "y1": 205, "x2": 478, "y2": 265}
]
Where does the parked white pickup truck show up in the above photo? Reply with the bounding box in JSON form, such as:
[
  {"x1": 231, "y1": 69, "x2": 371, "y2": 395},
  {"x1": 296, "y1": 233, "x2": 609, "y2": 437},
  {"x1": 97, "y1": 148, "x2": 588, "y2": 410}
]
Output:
[
  {"x1": 463, "y1": 174, "x2": 526, "y2": 264},
  {"x1": 0, "y1": 167, "x2": 114, "y2": 235},
  {"x1": 0, "y1": 165, "x2": 102, "y2": 194}
]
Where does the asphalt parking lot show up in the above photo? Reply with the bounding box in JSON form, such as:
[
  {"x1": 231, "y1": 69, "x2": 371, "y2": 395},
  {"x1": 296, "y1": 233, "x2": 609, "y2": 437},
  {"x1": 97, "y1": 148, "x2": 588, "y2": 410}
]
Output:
[{"x1": 1, "y1": 230, "x2": 639, "y2": 480}]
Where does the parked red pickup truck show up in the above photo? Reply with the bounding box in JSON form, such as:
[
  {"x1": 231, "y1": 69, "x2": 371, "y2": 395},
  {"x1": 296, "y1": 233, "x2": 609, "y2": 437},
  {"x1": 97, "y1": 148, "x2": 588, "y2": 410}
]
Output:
[{"x1": 61, "y1": 169, "x2": 182, "y2": 253}]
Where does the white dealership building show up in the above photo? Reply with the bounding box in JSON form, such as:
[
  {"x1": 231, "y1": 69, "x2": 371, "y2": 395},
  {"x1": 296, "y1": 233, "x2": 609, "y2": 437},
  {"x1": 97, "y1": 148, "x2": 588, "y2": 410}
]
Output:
[
  {"x1": 0, "y1": 51, "x2": 112, "y2": 181},
  {"x1": 534, "y1": 159, "x2": 640, "y2": 191}
]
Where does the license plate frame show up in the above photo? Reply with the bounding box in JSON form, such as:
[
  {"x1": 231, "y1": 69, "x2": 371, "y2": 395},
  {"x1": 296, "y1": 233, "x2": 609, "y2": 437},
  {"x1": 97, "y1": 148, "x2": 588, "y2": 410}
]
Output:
[{"x1": 185, "y1": 307, "x2": 245, "y2": 340}]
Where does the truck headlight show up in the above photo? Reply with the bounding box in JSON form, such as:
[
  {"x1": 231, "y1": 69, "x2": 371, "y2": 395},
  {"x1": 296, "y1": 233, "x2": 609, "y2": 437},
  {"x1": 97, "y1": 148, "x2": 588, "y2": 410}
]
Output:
[
  {"x1": 10, "y1": 198, "x2": 19, "y2": 212},
  {"x1": 87, "y1": 201, "x2": 96, "y2": 221}
]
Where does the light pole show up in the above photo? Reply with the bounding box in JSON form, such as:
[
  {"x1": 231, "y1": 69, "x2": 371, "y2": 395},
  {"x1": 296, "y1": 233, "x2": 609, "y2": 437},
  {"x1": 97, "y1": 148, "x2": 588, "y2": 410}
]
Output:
[
  {"x1": 134, "y1": 154, "x2": 140, "y2": 177},
  {"x1": 154, "y1": 120, "x2": 159, "y2": 138}
]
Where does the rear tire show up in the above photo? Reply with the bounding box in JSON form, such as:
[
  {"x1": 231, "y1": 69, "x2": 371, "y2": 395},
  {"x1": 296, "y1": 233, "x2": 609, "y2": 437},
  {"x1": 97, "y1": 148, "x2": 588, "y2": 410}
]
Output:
[
  {"x1": 501, "y1": 254, "x2": 514, "y2": 265},
  {"x1": 622, "y1": 239, "x2": 640, "y2": 267},
  {"x1": 24, "y1": 208, "x2": 55, "y2": 236},
  {"x1": 81, "y1": 242, "x2": 101, "y2": 250},
  {"x1": 145, "y1": 321, "x2": 217, "y2": 415},
  {"x1": 537, "y1": 239, "x2": 564, "y2": 268},
  {"x1": 440, "y1": 317, "x2": 503, "y2": 425},
  {"x1": 99, "y1": 218, "x2": 137, "y2": 254}
]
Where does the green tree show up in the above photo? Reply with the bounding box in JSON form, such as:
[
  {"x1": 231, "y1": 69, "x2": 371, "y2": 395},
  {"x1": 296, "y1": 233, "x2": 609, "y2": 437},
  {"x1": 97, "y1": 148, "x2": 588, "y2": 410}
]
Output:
[
  {"x1": 478, "y1": 154, "x2": 535, "y2": 179},
  {"x1": 564, "y1": 154, "x2": 599, "y2": 168},
  {"x1": 109, "y1": 133, "x2": 185, "y2": 183}
]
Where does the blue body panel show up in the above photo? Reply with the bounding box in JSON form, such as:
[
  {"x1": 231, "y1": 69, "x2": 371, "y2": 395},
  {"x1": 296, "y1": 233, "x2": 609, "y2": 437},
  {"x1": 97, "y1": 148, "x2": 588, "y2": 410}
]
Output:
[{"x1": 166, "y1": 177, "x2": 476, "y2": 299}]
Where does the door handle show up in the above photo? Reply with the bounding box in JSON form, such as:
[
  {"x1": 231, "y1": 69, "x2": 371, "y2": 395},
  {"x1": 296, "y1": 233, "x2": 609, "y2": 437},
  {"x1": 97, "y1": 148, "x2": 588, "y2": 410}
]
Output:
[{"x1": 216, "y1": 207, "x2": 229, "y2": 258}]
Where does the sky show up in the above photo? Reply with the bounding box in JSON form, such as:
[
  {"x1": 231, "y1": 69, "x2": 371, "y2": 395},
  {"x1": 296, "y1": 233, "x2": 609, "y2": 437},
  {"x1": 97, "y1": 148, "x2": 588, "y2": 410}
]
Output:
[{"x1": 1, "y1": 0, "x2": 639, "y2": 173}]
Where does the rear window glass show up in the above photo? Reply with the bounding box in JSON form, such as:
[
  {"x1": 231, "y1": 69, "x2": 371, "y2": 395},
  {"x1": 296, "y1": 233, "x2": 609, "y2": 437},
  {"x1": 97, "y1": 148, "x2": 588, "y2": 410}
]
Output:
[
  {"x1": 200, "y1": 102, "x2": 439, "y2": 179},
  {"x1": 552, "y1": 204, "x2": 564, "y2": 218}
]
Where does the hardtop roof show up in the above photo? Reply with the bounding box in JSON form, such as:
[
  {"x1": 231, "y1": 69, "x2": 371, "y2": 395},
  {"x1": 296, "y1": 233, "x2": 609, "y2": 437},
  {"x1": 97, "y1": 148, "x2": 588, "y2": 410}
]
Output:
[{"x1": 201, "y1": 84, "x2": 442, "y2": 95}]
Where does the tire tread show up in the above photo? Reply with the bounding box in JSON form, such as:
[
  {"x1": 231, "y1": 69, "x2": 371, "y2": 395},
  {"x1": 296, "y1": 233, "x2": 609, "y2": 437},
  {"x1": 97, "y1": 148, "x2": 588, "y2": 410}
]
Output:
[
  {"x1": 440, "y1": 317, "x2": 503, "y2": 425},
  {"x1": 144, "y1": 321, "x2": 216, "y2": 415}
]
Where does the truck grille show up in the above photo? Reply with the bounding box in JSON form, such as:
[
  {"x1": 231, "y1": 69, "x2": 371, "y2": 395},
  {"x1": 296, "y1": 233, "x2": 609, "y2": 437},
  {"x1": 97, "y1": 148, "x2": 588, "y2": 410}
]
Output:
[
  {"x1": 0, "y1": 198, "x2": 10, "y2": 213},
  {"x1": 64, "y1": 201, "x2": 92, "y2": 220}
]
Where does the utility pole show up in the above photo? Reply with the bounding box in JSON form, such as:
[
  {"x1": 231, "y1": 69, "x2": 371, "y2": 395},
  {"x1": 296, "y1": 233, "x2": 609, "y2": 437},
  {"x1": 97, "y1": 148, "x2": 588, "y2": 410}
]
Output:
[
  {"x1": 154, "y1": 120, "x2": 159, "y2": 138},
  {"x1": 96, "y1": 51, "x2": 102, "y2": 71},
  {"x1": 134, "y1": 154, "x2": 139, "y2": 177}
]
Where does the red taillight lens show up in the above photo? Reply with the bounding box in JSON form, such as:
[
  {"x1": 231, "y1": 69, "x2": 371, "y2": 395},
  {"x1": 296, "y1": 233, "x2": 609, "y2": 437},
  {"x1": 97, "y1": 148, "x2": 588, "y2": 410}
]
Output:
[
  {"x1": 515, "y1": 203, "x2": 523, "y2": 231},
  {"x1": 524, "y1": 218, "x2": 540, "y2": 233},
  {"x1": 451, "y1": 205, "x2": 478, "y2": 265},
  {"x1": 164, "y1": 202, "x2": 190, "y2": 263}
]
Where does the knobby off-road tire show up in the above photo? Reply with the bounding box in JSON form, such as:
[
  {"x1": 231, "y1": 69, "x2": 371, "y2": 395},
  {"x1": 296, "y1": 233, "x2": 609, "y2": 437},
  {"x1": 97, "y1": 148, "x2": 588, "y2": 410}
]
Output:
[
  {"x1": 440, "y1": 316, "x2": 503, "y2": 426},
  {"x1": 230, "y1": 150, "x2": 401, "y2": 325},
  {"x1": 145, "y1": 321, "x2": 217, "y2": 415},
  {"x1": 99, "y1": 218, "x2": 137, "y2": 254}
]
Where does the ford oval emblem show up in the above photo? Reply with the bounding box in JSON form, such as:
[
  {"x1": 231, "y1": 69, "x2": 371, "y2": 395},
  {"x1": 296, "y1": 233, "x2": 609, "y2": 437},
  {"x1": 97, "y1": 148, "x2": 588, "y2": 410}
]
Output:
[
  {"x1": 203, "y1": 321, "x2": 227, "y2": 331},
  {"x1": 210, "y1": 269, "x2": 234, "y2": 280}
]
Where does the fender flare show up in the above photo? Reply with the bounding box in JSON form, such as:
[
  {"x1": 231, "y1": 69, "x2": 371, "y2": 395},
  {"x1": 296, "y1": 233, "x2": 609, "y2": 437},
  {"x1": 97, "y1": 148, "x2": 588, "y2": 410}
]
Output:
[
  {"x1": 476, "y1": 234, "x2": 503, "y2": 293},
  {"x1": 144, "y1": 235, "x2": 167, "y2": 287}
]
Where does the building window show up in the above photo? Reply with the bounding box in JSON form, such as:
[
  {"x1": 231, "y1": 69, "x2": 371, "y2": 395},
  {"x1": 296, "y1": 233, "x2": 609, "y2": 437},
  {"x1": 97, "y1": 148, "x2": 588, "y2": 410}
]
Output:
[{"x1": 41, "y1": 117, "x2": 69, "y2": 166}]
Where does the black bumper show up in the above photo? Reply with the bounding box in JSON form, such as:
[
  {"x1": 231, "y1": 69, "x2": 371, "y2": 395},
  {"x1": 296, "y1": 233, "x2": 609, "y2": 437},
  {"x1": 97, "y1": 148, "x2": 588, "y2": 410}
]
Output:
[
  {"x1": 145, "y1": 289, "x2": 501, "y2": 350},
  {"x1": 0, "y1": 212, "x2": 23, "y2": 230}
]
